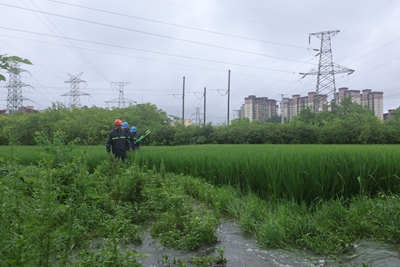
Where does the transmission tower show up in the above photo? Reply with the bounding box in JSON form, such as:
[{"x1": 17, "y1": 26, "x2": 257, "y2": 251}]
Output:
[
  {"x1": 61, "y1": 72, "x2": 90, "y2": 108},
  {"x1": 105, "y1": 82, "x2": 136, "y2": 108},
  {"x1": 191, "y1": 107, "x2": 203, "y2": 125},
  {"x1": 300, "y1": 30, "x2": 354, "y2": 113},
  {"x1": 5, "y1": 63, "x2": 32, "y2": 113}
]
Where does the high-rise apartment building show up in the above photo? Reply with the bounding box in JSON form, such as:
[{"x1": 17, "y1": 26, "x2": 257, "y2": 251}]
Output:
[
  {"x1": 284, "y1": 92, "x2": 327, "y2": 121},
  {"x1": 338, "y1": 87, "x2": 383, "y2": 119},
  {"x1": 281, "y1": 87, "x2": 384, "y2": 120},
  {"x1": 240, "y1": 95, "x2": 277, "y2": 122}
]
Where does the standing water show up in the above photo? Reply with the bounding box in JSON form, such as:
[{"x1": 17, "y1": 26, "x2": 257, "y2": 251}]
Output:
[{"x1": 128, "y1": 217, "x2": 399, "y2": 267}]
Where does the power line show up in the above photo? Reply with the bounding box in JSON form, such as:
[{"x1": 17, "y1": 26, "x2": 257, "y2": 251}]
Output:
[
  {"x1": 18, "y1": 0, "x2": 109, "y2": 82},
  {"x1": 147, "y1": 0, "x2": 309, "y2": 34},
  {"x1": 215, "y1": 0, "x2": 330, "y2": 29},
  {"x1": 0, "y1": 3, "x2": 315, "y2": 65},
  {"x1": 0, "y1": 26, "x2": 304, "y2": 73},
  {"x1": 0, "y1": 37, "x2": 58, "y2": 104},
  {"x1": 49, "y1": 0, "x2": 312, "y2": 51},
  {"x1": 0, "y1": 34, "x2": 227, "y2": 72}
]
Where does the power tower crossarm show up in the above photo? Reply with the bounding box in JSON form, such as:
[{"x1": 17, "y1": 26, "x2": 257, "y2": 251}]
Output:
[
  {"x1": 300, "y1": 64, "x2": 355, "y2": 77},
  {"x1": 105, "y1": 82, "x2": 136, "y2": 108}
]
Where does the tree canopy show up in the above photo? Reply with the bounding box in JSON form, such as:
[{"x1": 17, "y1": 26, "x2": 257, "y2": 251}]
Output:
[{"x1": 0, "y1": 54, "x2": 32, "y2": 81}]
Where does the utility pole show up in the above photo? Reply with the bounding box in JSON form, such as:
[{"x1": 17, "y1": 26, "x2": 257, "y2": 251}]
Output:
[
  {"x1": 61, "y1": 72, "x2": 90, "y2": 108},
  {"x1": 280, "y1": 94, "x2": 285, "y2": 124},
  {"x1": 182, "y1": 76, "x2": 185, "y2": 124},
  {"x1": 300, "y1": 30, "x2": 354, "y2": 113},
  {"x1": 203, "y1": 87, "x2": 206, "y2": 125},
  {"x1": 227, "y1": 70, "x2": 231, "y2": 125},
  {"x1": 5, "y1": 62, "x2": 32, "y2": 113},
  {"x1": 105, "y1": 82, "x2": 136, "y2": 108}
]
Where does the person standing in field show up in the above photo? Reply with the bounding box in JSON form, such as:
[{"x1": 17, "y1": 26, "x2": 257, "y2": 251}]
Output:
[
  {"x1": 130, "y1": 126, "x2": 142, "y2": 151},
  {"x1": 121, "y1": 121, "x2": 132, "y2": 151},
  {"x1": 106, "y1": 119, "x2": 132, "y2": 160}
]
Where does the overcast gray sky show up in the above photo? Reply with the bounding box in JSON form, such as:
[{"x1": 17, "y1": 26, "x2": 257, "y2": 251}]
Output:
[{"x1": 1, "y1": 0, "x2": 399, "y2": 124}]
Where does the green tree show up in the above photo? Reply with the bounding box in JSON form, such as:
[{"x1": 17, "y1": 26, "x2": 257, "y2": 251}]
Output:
[
  {"x1": 293, "y1": 107, "x2": 315, "y2": 125},
  {"x1": 265, "y1": 115, "x2": 282, "y2": 123},
  {"x1": 0, "y1": 54, "x2": 32, "y2": 81}
]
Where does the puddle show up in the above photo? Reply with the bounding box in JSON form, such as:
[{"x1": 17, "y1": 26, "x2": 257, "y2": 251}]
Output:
[
  {"x1": 127, "y1": 218, "x2": 400, "y2": 267},
  {"x1": 324, "y1": 239, "x2": 399, "y2": 267},
  {"x1": 126, "y1": 216, "x2": 400, "y2": 267}
]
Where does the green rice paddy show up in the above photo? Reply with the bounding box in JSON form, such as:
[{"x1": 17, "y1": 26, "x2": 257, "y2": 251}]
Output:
[{"x1": 2, "y1": 144, "x2": 399, "y2": 203}]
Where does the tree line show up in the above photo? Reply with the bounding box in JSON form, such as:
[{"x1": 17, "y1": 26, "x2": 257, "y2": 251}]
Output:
[{"x1": 1, "y1": 98, "x2": 400, "y2": 146}]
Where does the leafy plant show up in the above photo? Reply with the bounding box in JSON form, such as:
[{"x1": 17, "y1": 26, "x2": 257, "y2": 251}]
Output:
[
  {"x1": 34, "y1": 130, "x2": 80, "y2": 166},
  {"x1": 0, "y1": 54, "x2": 32, "y2": 81}
]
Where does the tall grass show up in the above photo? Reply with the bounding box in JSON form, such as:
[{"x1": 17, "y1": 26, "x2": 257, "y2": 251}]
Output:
[
  {"x1": 133, "y1": 144, "x2": 400, "y2": 203},
  {"x1": 1, "y1": 144, "x2": 400, "y2": 203}
]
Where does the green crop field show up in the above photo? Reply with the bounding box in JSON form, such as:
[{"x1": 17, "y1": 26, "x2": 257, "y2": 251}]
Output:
[
  {"x1": 2, "y1": 144, "x2": 399, "y2": 203},
  {"x1": 2, "y1": 143, "x2": 400, "y2": 263}
]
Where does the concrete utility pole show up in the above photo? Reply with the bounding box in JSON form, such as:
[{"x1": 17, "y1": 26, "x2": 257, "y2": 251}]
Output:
[
  {"x1": 203, "y1": 87, "x2": 206, "y2": 125},
  {"x1": 105, "y1": 82, "x2": 136, "y2": 108},
  {"x1": 61, "y1": 72, "x2": 90, "y2": 108},
  {"x1": 182, "y1": 76, "x2": 185, "y2": 124},
  {"x1": 5, "y1": 62, "x2": 32, "y2": 113},
  {"x1": 300, "y1": 30, "x2": 354, "y2": 113},
  {"x1": 227, "y1": 70, "x2": 231, "y2": 125}
]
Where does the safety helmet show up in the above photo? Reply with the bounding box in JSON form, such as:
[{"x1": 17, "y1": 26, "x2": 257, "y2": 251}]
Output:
[
  {"x1": 114, "y1": 119, "x2": 123, "y2": 126},
  {"x1": 122, "y1": 122, "x2": 129, "y2": 129},
  {"x1": 130, "y1": 126, "x2": 137, "y2": 132}
]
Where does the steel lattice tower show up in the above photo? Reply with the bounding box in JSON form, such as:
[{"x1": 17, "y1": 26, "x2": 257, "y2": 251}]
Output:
[
  {"x1": 192, "y1": 107, "x2": 203, "y2": 125},
  {"x1": 300, "y1": 30, "x2": 354, "y2": 113},
  {"x1": 5, "y1": 63, "x2": 32, "y2": 113},
  {"x1": 105, "y1": 82, "x2": 136, "y2": 108},
  {"x1": 61, "y1": 72, "x2": 89, "y2": 108}
]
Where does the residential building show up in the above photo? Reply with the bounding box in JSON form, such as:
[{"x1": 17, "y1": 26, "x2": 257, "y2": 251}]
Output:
[
  {"x1": 384, "y1": 109, "x2": 396, "y2": 120},
  {"x1": 240, "y1": 95, "x2": 277, "y2": 122},
  {"x1": 281, "y1": 88, "x2": 384, "y2": 121}
]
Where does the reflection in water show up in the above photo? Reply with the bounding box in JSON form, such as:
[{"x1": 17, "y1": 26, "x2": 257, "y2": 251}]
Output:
[{"x1": 128, "y1": 217, "x2": 399, "y2": 267}]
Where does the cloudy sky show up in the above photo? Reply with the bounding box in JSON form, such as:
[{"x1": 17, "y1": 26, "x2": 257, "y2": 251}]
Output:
[{"x1": 1, "y1": 0, "x2": 399, "y2": 124}]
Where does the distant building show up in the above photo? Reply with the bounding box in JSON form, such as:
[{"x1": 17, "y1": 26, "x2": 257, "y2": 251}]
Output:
[
  {"x1": 338, "y1": 87, "x2": 383, "y2": 120},
  {"x1": 281, "y1": 88, "x2": 384, "y2": 121},
  {"x1": 283, "y1": 92, "x2": 327, "y2": 121},
  {"x1": 169, "y1": 119, "x2": 195, "y2": 126},
  {"x1": 384, "y1": 109, "x2": 396, "y2": 120},
  {"x1": 184, "y1": 119, "x2": 194, "y2": 126},
  {"x1": 240, "y1": 95, "x2": 277, "y2": 122},
  {"x1": 0, "y1": 106, "x2": 39, "y2": 114}
]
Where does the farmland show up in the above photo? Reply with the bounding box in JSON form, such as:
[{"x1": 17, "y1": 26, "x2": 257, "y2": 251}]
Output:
[
  {"x1": 3, "y1": 144, "x2": 399, "y2": 203},
  {"x1": 1, "y1": 144, "x2": 400, "y2": 266}
]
